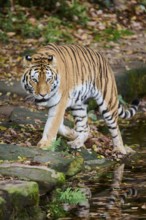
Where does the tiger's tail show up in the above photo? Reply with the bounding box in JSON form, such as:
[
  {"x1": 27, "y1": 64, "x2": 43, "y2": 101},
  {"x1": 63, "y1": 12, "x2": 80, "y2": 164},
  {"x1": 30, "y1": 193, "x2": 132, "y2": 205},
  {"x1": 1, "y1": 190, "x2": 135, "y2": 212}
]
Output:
[{"x1": 118, "y1": 99, "x2": 139, "y2": 119}]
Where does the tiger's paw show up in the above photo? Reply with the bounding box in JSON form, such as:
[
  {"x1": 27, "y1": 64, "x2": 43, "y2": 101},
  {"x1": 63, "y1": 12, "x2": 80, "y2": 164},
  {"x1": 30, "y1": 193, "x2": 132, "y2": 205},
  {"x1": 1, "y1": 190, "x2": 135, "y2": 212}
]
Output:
[
  {"x1": 125, "y1": 146, "x2": 136, "y2": 154},
  {"x1": 37, "y1": 139, "x2": 52, "y2": 150},
  {"x1": 67, "y1": 138, "x2": 85, "y2": 149}
]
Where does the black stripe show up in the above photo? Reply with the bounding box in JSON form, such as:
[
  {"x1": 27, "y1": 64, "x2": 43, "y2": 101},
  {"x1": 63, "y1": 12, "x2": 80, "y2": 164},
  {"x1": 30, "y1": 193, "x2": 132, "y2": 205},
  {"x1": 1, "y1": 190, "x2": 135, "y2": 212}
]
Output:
[
  {"x1": 75, "y1": 118, "x2": 83, "y2": 123},
  {"x1": 70, "y1": 107, "x2": 85, "y2": 111},
  {"x1": 67, "y1": 45, "x2": 80, "y2": 83},
  {"x1": 76, "y1": 130, "x2": 84, "y2": 132},
  {"x1": 74, "y1": 115, "x2": 86, "y2": 119},
  {"x1": 112, "y1": 134, "x2": 118, "y2": 138},
  {"x1": 131, "y1": 106, "x2": 137, "y2": 111},
  {"x1": 98, "y1": 100, "x2": 104, "y2": 107},
  {"x1": 94, "y1": 92, "x2": 100, "y2": 99},
  {"x1": 118, "y1": 107, "x2": 124, "y2": 116},
  {"x1": 108, "y1": 198, "x2": 116, "y2": 203},
  {"x1": 72, "y1": 114, "x2": 86, "y2": 118},
  {"x1": 75, "y1": 91, "x2": 81, "y2": 103},
  {"x1": 48, "y1": 99, "x2": 61, "y2": 109},
  {"x1": 129, "y1": 109, "x2": 134, "y2": 116},
  {"x1": 61, "y1": 46, "x2": 76, "y2": 86},
  {"x1": 102, "y1": 109, "x2": 108, "y2": 115},
  {"x1": 105, "y1": 116, "x2": 112, "y2": 121},
  {"x1": 108, "y1": 125, "x2": 117, "y2": 130}
]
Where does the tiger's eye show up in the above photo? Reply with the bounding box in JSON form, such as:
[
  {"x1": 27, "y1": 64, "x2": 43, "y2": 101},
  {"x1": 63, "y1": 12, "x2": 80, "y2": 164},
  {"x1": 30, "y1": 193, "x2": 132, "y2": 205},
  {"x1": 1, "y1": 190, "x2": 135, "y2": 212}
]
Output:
[
  {"x1": 31, "y1": 78, "x2": 38, "y2": 83},
  {"x1": 48, "y1": 55, "x2": 53, "y2": 61},
  {"x1": 25, "y1": 55, "x2": 32, "y2": 61}
]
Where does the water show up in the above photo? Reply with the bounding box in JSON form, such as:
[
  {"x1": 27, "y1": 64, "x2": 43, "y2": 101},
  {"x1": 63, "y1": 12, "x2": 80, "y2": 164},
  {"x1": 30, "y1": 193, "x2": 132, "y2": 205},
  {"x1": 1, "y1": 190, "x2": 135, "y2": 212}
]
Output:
[{"x1": 57, "y1": 118, "x2": 146, "y2": 220}]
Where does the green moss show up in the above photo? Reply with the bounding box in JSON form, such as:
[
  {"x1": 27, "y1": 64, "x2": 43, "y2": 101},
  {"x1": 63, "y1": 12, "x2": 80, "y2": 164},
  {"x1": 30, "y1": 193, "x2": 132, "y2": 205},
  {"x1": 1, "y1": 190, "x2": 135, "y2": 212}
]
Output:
[
  {"x1": 13, "y1": 206, "x2": 45, "y2": 220},
  {"x1": 66, "y1": 156, "x2": 84, "y2": 177},
  {"x1": 50, "y1": 170, "x2": 66, "y2": 184},
  {"x1": 57, "y1": 172, "x2": 66, "y2": 184},
  {"x1": 126, "y1": 68, "x2": 146, "y2": 100},
  {"x1": 0, "y1": 197, "x2": 6, "y2": 219},
  {"x1": 5, "y1": 181, "x2": 39, "y2": 209}
]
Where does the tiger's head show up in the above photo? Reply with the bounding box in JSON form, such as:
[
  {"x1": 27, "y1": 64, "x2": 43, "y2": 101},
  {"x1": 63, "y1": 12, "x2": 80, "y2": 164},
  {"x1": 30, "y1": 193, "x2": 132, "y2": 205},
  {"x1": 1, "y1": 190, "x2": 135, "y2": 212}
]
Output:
[{"x1": 21, "y1": 53, "x2": 60, "y2": 105}]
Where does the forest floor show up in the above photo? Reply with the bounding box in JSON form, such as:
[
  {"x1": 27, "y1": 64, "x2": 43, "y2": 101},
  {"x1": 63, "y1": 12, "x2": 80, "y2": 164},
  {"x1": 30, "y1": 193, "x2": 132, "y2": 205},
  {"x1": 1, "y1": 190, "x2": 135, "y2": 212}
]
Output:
[{"x1": 0, "y1": 1, "x2": 146, "y2": 157}]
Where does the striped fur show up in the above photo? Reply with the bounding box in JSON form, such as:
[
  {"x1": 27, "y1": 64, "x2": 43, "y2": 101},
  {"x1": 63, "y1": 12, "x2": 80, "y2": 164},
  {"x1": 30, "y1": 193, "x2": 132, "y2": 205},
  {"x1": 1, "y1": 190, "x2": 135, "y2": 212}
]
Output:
[{"x1": 21, "y1": 44, "x2": 139, "y2": 154}]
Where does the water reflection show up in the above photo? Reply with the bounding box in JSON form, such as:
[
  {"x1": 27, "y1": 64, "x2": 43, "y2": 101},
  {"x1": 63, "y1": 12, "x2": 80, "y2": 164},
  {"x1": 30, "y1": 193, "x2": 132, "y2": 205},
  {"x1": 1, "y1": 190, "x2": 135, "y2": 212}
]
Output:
[
  {"x1": 100, "y1": 164, "x2": 138, "y2": 220},
  {"x1": 65, "y1": 156, "x2": 146, "y2": 220}
]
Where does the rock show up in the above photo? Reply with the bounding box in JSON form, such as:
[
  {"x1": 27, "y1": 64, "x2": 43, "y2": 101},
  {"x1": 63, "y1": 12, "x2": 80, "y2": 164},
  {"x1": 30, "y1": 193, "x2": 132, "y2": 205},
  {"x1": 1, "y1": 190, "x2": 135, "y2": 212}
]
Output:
[
  {"x1": 0, "y1": 81, "x2": 26, "y2": 97},
  {"x1": 0, "y1": 144, "x2": 74, "y2": 173},
  {"x1": 0, "y1": 180, "x2": 44, "y2": 220},
  {"x1": 0, "y1": 105, "x2": 14, "y2": 118},
  {"x1": 0, "y1": 162, "x2": 65, "y2": 193},
  {"x1": 9, "y1": 107, "x2": 47, "y2": 124}
]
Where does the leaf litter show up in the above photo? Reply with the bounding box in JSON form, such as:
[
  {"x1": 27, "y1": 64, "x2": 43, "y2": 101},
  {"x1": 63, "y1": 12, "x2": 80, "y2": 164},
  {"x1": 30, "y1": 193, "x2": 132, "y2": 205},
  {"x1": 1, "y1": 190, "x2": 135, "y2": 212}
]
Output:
[{"x1": 0, "y1": 0, "x2": 146, "y2": 160}]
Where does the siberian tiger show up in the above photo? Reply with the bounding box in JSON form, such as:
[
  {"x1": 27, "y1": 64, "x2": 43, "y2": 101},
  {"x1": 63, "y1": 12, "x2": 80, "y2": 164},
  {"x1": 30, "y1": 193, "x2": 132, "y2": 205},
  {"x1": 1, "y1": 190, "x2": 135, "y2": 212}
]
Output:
[{"x1": 21, "y1": 43, "x2": 139, "y2": 154}]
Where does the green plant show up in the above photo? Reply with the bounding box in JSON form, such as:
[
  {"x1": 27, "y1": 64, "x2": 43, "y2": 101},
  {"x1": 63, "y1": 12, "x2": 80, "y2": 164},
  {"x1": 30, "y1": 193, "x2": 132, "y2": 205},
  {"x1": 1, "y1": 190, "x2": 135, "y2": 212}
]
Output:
[
  {"x1": 21, "y1": 23, "x2": 41, "y2": 38},
  {"x1": 0, "y1": 12, "x2": 14, "y2": 32},
  {"x1": 0, "y1": 11, "x2": 27, "y2": 32},
  {"x1": 105, "y1": 28, "x2": 133, "y2": 41},
  {"x1": 0, "y1": 30, "x2": 9, "y2": 43},
  {"x1": 61, "y1": 0, "x2": 88, "y2": 24},
  {"x1": 94, "y1": 28, "x2": 133, "y2": 42},
  {"x1": 43, "y1": 17, "x2": 73, "y2": 43},
  {"x1": 140, "y1": 0, "x2": 146, "y2": 6},
  {"x1": 49, "y1": 137, "x2": 62, "y2": 151},
  {"x1": 0, "y1": 1, "x2": 86, "y2": 43},
  {"x1": 93, "y1": 0, "x2": 113, "y2": 8},
  {"x1": 118, "y1": 95, "x2": 127, "y2": 105},
  {"x1": 57, "y1": 187, "x2": 87, "y2": 204},
  {"x1": 126, "y1": 68, "x2": 146, "y2": 99},
  {"x1": 47, "y1": 187, "x2": 87, "y2": 219},
  {"x1": 48, "y1": 202, "x2": 66, "y2": 219}
]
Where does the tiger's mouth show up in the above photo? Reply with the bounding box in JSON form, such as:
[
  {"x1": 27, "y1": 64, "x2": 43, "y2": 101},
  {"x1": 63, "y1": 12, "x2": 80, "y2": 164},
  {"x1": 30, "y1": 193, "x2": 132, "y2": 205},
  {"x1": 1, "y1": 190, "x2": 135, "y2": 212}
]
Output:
[{"x1": 35, "y1": 98, "x2": 50, "y2": 103}]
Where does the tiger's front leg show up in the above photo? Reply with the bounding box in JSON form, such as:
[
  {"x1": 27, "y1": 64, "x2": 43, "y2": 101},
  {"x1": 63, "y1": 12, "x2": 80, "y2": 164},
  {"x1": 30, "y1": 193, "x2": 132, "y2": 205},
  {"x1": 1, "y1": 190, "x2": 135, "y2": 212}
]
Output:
[
  {"x1": 58, "y1": 120, "x2": 78, "y2": 141},
  {"x1": 37, "y1": 98, "x2": 67, "y2": 149},
  {"x1": 68, "y1": 104, "x2": 90, "y2": 149}
]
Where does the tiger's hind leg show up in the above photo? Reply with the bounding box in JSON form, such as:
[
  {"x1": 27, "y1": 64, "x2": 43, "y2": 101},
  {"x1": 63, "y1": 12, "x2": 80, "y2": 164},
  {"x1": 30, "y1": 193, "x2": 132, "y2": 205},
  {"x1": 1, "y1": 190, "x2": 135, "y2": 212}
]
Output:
[
  {"x1": 67, "y1": 104, "x2": 90, "y2": 149},
  {"x1": 95, "y1": 93, "x2": 127, "y2": 154},
  {"x1": 101, "y1": 110, "x2": 126, "y2": 154}
]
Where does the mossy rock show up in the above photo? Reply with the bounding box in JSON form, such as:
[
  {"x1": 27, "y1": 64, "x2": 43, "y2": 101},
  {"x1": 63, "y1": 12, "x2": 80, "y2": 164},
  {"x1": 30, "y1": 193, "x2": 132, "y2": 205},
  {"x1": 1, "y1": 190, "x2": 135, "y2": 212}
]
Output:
[
  {"x1": 0, "y1": 163, "x2": 65, "y2": 193},
  {"x1": 0, "y1": 180, "x2": 45, "y2": 220}
]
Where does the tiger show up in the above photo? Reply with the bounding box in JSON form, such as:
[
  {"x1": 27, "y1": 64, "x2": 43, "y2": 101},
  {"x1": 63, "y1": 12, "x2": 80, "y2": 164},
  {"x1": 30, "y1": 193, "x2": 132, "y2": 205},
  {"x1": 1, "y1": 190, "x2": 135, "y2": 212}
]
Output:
[{"x1": 21, "y1": 43, "x2": 139, "y2": 154}]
